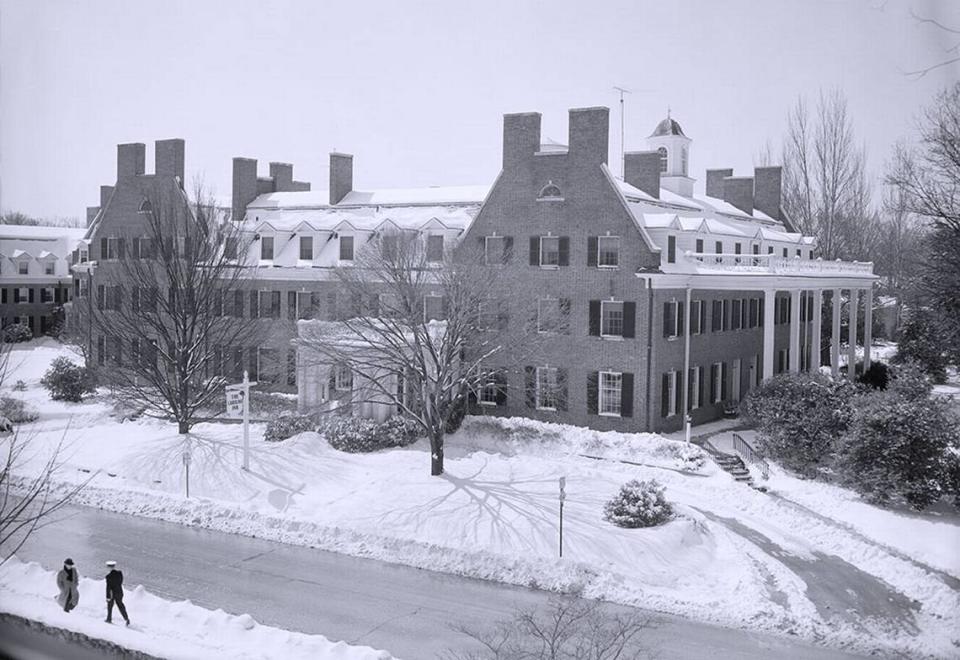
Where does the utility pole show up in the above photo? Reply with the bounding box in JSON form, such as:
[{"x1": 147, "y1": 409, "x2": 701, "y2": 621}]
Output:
[{"x1": 613, "y1": 86, "x2": 631, "y2": 178}]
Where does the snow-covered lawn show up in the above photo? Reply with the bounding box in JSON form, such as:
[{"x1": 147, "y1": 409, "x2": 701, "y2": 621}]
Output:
[
  {"x1": 0, "y1": 556, "x2": 393, "y2": 660},
  {"x1": 3, "y1": 339, "x2": 960, "y2": 659}
]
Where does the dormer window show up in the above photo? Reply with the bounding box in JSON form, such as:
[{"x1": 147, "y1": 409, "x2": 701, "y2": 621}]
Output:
[
  {"x1": 138, "y1": 199, "x2": 153, "y2": 214},
  {"x1": 658, "y1": 147, "x2": 668, "y2": 173},
  {"x1": 18, "y1": 261, "x2": 29, "y2": 275},
  {"x1": 339, "y1": 235, "x2": 354, "y2": 262},
  {"x1": 426, "y1": 235, "x2": 444, "y2": 263},
  {"x1": 299, "y1": 235, "x2": 313, "y2": 260},
  {"x1": 260, "y1": 236, "x2": 274, "y2": 260},
  {"x1": 537, "y1": 182, "x2": 563, "y2": 200}
]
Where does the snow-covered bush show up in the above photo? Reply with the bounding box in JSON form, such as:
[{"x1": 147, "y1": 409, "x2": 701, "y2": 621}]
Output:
[
  {"x1": 0, "y1": 415, "x2": 12, "y2": 435},
  {"x1": 740, "y1": 372, "x2": 858, "y2": 476},
  {"x1": 40, "y1": 357, "x2": 96, "y2": 402},
  {"x1": 12, "y1": 380, "x2": 27, "y2": 392},
  {"x1": 893, "y1": 308, "x2": 950, "y2": 384},
  {"x1": 0, "y1": 397, "x2": 38, "y2": 423},
  {"x1": 603, "y1": 479, "x2": 673, "y2": 528},
  {"x1": 324, "y1": 415, "x2": 419, "y2": 453},
  {"x1": 264, "y1": 414, "x2": 316, "y2": 442},
  {"x1": 2, "y1": 323, "x2": 32, "y2": 343},
  {"x1": 836, "y1": 387, "x2": 959, "y2": 510},
  {"x1": 887, "y1": 360, "x2": 934, "y2": 400}
]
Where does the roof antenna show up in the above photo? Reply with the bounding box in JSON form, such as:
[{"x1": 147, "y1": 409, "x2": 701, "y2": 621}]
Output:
[{"x1": 613, "y1": 86, "x2": 631, "y2": 178}]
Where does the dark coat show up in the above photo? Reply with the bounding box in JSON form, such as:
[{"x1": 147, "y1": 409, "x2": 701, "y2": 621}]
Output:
[
  {"x1": 56, "y1": 567, "x2": 79, "y2": 610},
  {"x1": 105, "y1": 569, "x2": 124, "y2": 599}
]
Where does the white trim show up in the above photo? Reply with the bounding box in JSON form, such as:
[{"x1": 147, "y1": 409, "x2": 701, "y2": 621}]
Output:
[
  {"x1": 712, "y1": 361, "x2": 723, "y2": 403},
  {"x1": 598, "y1": 370, "x2": 622, "y2": 417},
  {"x1": 597, "y1": 235, "x2": 621, "y2": 268},
  {"x1": 535, "y1": 366, "x2": 559, "y2": 411},
  {"x1": 600, "y1": 299, "x2": 624, "y2": 338}
]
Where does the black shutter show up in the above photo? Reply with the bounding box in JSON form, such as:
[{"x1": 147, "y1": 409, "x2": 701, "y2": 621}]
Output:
[
  {"x1": 494, "y1": 371, "x2": 507, "y2": 406},
  {"x1": 29, "y1": 288, "x2": 35, "y2": 303},
  {"x1": 529, "y1": 237, "x2": 540, "y2": 266},
  {"x1": 117, "y1": 238, "x2": 125, "y2": 259},
  {"x1": 132, "y1": 238, "x2": 140, "y2": 260},
  {"x1": 723, "y1": 299, "x2": 731, "y2": 331},
  {"x1": 250, "y1": 290, "x2": 258, "y2": 318},
  {"x1": 100, "y1": 237, "x2": 108, "y2": 260},
  {"x1": 663, "y1": 302, "x2": 671, "y2": 337},
  {"x1": 622, "y1": 301, "x2": 636, "y2": 338},
  {"x1": 54, "y1": 287, "x2": 61, "y2": 303},
  {"x1": 467, "y1": 383, "x2": 480, "y2": 414},
  {"x1": 558, "y1": 237, "x2": 569, "y2": 266},
  {"x1": 1, "y1": 288, "x2": 6, "y2": 304},
  {"x1": 586, "y1": 372, "x2": 599, "y2": 415},
  {"x1": 328, "y1": 369, "x2": 337, "y2": 393},
  {"x1": 674, "y1": 371, "x2": 682, "y2": 416},
  {"x1": 661, "y1": 373, "x2": 670, "y2": 417},
  {"x1": 687, "y1": 369, "x2": 695, "y2": 412},
  {"x1": 698, "y1": 367, "x2": 705, "y2": 408},
  {"x1": 556, "y1": 368, "x2": 568, "y2": 411},
  {"x1": 524, "y1": 366, "x2": 536, "y2": 409},
  {"x1": 588, "y1": 300, "x2": 601, "y2": 336},
  {"x1": 502, "y1": 236, "x2": 514, "y2": 263},
  {"x1": 288, "y1": 291, "x2": 297, "y2": 321},
  {"x1": 678, "y1": 301, "x2": 685, "y2": 336},
  {"x1": 621, "y1": 372, "x2": 633, "y2": 418},
  {"x1": 310, "y1": 292, "x2": 321, "y2": 319},
  {"x1": 721, "y1": 362, "x2": 728, "y2": 400},
  {"x1": 13, "y1": 288, "x2": 19, "y2": 304},
  {"x1": 235, "y1": 290, "x2": 244, "y2": 318},
  {"x1": 327, "y1": 292, "x2": 337, "y2": 320},
  {"x1": 759, "y1": 298, "x2": 764, "y2": 327},
  {"x1": 710, "y1": 364, "x2": 718, "y2": 403},
  {"x1": 587, "y1": 236, "x2": 598, "y2": 267},
  {"x1": 560, "y1": 298, "x2": 571, "y2": 334}
]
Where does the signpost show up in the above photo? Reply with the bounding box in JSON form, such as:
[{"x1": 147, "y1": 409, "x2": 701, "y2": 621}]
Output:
[
  {"x1": 558, "y1": 476, "x2": 566, "y2": 558},
  {"x1": 226, "y1": 371, "x2": 256, "y2": 471},
  {"x1": 182, "y1": 447, "x2": 191, "y2": 498}
]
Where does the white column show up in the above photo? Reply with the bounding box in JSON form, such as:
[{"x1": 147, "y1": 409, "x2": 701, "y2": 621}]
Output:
[
  {"x1": 789, "y1": 289, "x2": 801, "y2": 372},
  {"x1": 848, "y1": 287, "x2": 859, "y2": 377},
  {"x1": 863, "y1": 287, "x2": 873, "y2": 370},
  {"x1": 763, "y1": 289, "x2": 776, "y2": 381},
  {"x1": 831, "y1": 289, "x2": 842, "y2": 378},
  {"x1": 811, "y1": 289, "x2": 823, "y2": 373}
]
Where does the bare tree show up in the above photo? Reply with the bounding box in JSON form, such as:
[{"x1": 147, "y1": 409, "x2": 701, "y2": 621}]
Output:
[
  {"x1": 83, "y1": 185, "x2": 261, "y2": 433},
  {"x1": 903, "y1": 8, "x2": 960, "y2": 80},
  {"x1": 298, "y1": 232, "x2": 541, "y2": 476},
  {"x1": 445, "y1": 597, "x2": 654, "y2": 660},
  {"x1": 781, "y1": 90, "x2": 876, "y2": 260}
]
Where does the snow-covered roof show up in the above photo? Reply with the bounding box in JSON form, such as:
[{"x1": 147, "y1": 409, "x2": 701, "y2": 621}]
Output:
[
  {"x1": 247, "y1": 185, "x2": 489, "y2": 210},
  {"x1": 650, "y1": 117, "x2": 686, "y2": 138},
  {"x1": 0, "y1": 225, "x2": 87, "y2": 241}
]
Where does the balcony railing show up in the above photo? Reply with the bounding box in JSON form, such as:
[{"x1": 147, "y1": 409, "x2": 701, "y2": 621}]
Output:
[{"x1": 684, "y1": 252, "x2": 874, "y2": 275}]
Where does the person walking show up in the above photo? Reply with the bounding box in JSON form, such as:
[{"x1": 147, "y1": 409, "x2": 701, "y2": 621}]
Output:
[
  {"x1": 55, "y1": 558, "x2": 79, "y2": 612},
  {"x1": 104, "y1": 560, "x2": 130, "y2": 626}
]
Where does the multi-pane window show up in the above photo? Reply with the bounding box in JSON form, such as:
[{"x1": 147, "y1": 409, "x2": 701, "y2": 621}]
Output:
[
  {"x1": 424, "y1": 295, "x2": 444, "y2": 322},
  {"x1": 664, "y1": 371, "x2": 678, "y2": 416},
  {"x1": 695, "y1": 238, "x2": 704, "y2": 253},
  {"x1": 732, "y1": 300, "x2": 742, "y2": 331},
  {"x1": 689, "y1": 367, "x2": 702, "y2": 410},
  {"x1": 259, "y1": 290, "x2": 281, "y2": 319},
  {"x1": 667, "y1": 235, "x2": 676, "y2": 264},
  {"x1": 478, "y1": 370, "x2": 499, "y2": 406},
  {"x1": 260, "y1": 236, "x2": 274, "y2": 260},
  {"x1": 426, "y1": 235, "x2": 444, "y2": 263},
  {"x1": 296, "y1": 291, "x2": 318, "y2": 320},
  {"x1": 599, "y1": 372, "x2": 622, "y2": 416},
  {"x1": 334, "y1": 364, "x2": 352, "y2": 391},
  {"x1": 299, "y1": 236, "x2": 313, "y2": 260},
  {"x1": 381, "y1": 234, "x2": 398, "y2": 259},
  {"x1": 485, "y1": 236, "x2": 508, "y2": 264},
  {"x1": 782, "y1": 247, "x2": 788, "y2": 258},
  {"x1": 714, "y1": 241, "x2": 723, "y2": 263},
  {"x1": 40, "y1": 287, "x2": 54, "y2": 303},
  {"x1": 712, "y1": 362, "x2": 724, "y2": 403},
  {"x1": 690, "y1": 300, "x2": 703, "y2": 335},
  {"x1": 536, "y1": 367, "x2": 560, "y2": 410},
  {"x1": 663, "y1": 300, "x2": 683, "y2": 338},
  {"x1": 539, "y1": 236, "x2": 560, "y2": 266},
  {"x1": 339, "y1": 235, "x2": 354, "y2": 261},
  {"x1": 658, "y1": 147, "x2": 667, "y2": 173},
  {"x1": 79, "y1": 248, "x2": 88, "y2": 264},
  {"x1": 600, "y1": 301, "x2": 624, "y2": 337},
  {"x1": 44, "y1": 262, "x2": 55, "y2": 275},
  {"x1": 537, "y1": 298, "x2": 561, "y2": 333},
  {"x1": 103, "y1": 237, "x2": 119, "y2": 260},
  {"x1": 711, "y1": 300, "x2": 723, "y2": 332},
  {"x1": 17, "y1": 261, "x2": 28, "y2": 275},
  {"x1": 734, "y1": 243, "x2": 742, "y2": 264},
  {"x1": 598, "y1": 237, "x2": 620, "y2": 267}
]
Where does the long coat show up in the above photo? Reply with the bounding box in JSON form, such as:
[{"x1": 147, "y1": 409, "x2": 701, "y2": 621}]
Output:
[{"x1": 56, "y1": 567, "x2": 80, "y2": 611}]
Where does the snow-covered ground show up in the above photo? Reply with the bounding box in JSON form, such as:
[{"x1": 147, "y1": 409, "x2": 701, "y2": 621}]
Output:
[
  {"x1": 0, "y1": 556, "x2": 393, "y2": 659},
  {"x1": 3, "y1": 339, "x2": 960, "y2": 659}
]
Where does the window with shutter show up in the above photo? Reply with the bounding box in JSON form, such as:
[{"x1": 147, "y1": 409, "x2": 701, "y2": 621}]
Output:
[
  {"x1": 540, "y1": 236, "x2": 560, "y2": 267},
  {"x1": 288, "y1": 291, "x2": 297, "y2": 321},
  {"x1": 599, "y1": 371, "x2": 622, "y2": 416},
  {"x1": 620, "y1": 373, "x2": 633, "y2": 417},
  {"x1": 586, "y1": 372, "x2": 599, "y2": 415},
  {"x1": 587, "y1": 236, "x2": 598, "y2": 267},
  {"x1": 597, "y1": 236, "x2": 619, "y2": 267},
  {"x1": 535, "y1": 367, "x2": 560, "y2": 410},
  {"x1": 588, "y1": 300, "x2": 601, "y2": 336},
  {"x1": 601, "y1": 301, "x2": 624, "y2": 337},
  {"x1": 661, "y1": 372, "x2": 670, "y2": 418}
]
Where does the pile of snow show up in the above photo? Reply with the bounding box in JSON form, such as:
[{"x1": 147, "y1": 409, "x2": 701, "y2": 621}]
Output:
[
  {"x1": 0, "y1": 556, "x2": 395, "y2": 660},
  {"x1": 454, "y1": 416, "x2": 713, "y2": 474}
]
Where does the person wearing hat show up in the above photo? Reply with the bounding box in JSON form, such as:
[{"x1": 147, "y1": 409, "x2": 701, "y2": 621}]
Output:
[
  {"x1": 104, "y1": 560, "x2": 130, "y2": 625},
  {"x1": 56, "y1": 558, "x2": 79, "y2": 612}
]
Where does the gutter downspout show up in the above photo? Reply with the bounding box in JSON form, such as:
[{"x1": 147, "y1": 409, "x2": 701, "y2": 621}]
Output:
[
  {"x1": 683, "y1": 283, "x2": 691, "y2": 443},
  {"x1": 643, "y1": 276, "x2": 655, "y2": 432}
]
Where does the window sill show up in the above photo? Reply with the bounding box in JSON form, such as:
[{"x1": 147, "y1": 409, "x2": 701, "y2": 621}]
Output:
[
  {"x1": 597, "y1": 264, "x2": 620, "y2": 270},
  {"x1": 600, "y1": 334, "x2": 624, "y2": 341},
  {"x1": 536, "y1": 406, "x2": 557, "y2": 412},
  {"x1": 536, "y1": 197, "x2": 565, "y2": 202},
  {"x1": 599, "y1": 412, "x2": 622, "y2": 418},
  {"x1": 539, "y1": 264, "x2": 560, "y2": 270},
  {"x1": 479, "y1": 400, "x2": 497, "y2": 407}
]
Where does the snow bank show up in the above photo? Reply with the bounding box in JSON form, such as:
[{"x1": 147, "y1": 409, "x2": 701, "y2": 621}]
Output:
[{"x1": 0, "y1": 557, "x2": 395, "y2": 660}]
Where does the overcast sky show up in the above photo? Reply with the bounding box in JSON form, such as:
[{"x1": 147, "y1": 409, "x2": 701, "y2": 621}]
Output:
[{"x1": 2, "y1": 0, "x2": 958, "y2": 219}]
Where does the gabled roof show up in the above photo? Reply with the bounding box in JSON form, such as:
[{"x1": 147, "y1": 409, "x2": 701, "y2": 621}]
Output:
[{"x1": 248, "y1": 185, "x2": 489, "y2": 210}]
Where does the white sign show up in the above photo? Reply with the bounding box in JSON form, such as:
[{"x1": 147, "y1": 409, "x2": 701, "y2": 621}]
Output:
[{"x1": 225, "y1": 386, "x2": 245, "y2": 418}]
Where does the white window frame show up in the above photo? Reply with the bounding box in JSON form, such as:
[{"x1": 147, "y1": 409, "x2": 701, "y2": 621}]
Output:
[
  {"x1": 299, "y1": 235, "x2": 314, "y2": 261},
  {"x1": 260, "y1": 235, "x2": 274, "y2": 261},
  {"x1": 334, "y1": 364, "x2": 353, "y2": 391},
  {"x1": 424, "y1": 294, "x2": 444, "y2": 322},
  {"x1": 712, "y1": 362, "x2": 723, "y2": 403},
  {"x1": 478, "y1": 370, "x2": 498, "y2": 406},
  {"x1": 691, "y1": 300, "x2": 703, "y2": 336},
  {"x1": 43, "y1": 261, "x2": 55, "y2": 276},
  {"x1": 597, "y1": 236, "x2": 620, "y2": 268},
  {"x1": 484, "y1": 235, "x2": 505, "y2": 265},
  {"x1": 339, "y1": 235, "x2": 355, "y2": 262},
  {"x1": 296, "y1": 291, "x2": 313, "y2": 320},
  {"x1": 16, "y1": 287, "x2": 29, "y2": 303},
  {"x1": 665, "y1": 300, "x2": 681, "y2": 339},
  {"x1": 600, "y1": 300, "x2": 624, "y2": 338},
  {"x1": 537, "y1": 297, "x2": 560, "y2": 334},
  {"x1": 79, "y1": 248, "x2": 89, "y2": 264},
  {"x1": 17, "y1": 261, "x2": 29, "y2": 275},
  {"x1": 539, "y1": 236, "x2": 560, "y2": 268},
  {"x1": 536, "y1": 366, "x2": 559, "y2": 411},
  {"x1": 667, "y1": 370, "x2": 678, "y2": 416},
  {"x1": 690, "y1": 366, "x2": 701, "y2": 410},
  {"x1": 105, "y1": 237, "x2": 119, "y2": 260},
  {"x1": 599, "y1": 371, "x2": 622, "y2": 417},
  {"x1": 41, "y1": 286, "x2": 55, "y2": 303}
]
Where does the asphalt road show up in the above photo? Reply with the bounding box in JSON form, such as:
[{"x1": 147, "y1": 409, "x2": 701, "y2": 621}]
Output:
[{"x1": 9, "y1": 504, "x2": 867, "y2": 659}]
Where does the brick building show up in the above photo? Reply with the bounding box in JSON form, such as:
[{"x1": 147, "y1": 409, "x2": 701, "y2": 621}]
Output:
[
  {"x1": 74, "y1": 105, "x2": 877, "y2": 432},
  {"x1": 1, "y1": 224, "x2": 84, "y2": 337}
]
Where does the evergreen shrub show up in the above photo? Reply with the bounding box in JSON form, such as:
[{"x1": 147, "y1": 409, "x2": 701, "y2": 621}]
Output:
[{"x1": 603, "y1": 479, "x2": 673, "y2": 528}]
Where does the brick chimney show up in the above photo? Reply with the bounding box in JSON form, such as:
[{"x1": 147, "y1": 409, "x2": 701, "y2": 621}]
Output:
[
  {"x1": 723, "y1": 176, "x2": 754, "y2": 215},
  {"x1": 330, "y1": 153, "x2": 353, "y2": 205},
  {"x1": 568, "y1": 107, "x2": 609, "y2": 166},
  {"x1": 117, "y1": 143, "x2": 145, "y2": 180},
  {"x1": 502, "y1": 112, "x2": 542, "y2": 171},
  {"x1": 754, "y1": 166, "x2": 782, "y2": 221},
  {"x1": 623, "y1": 151, "x2": 661, "y2": 199},
  {"x1": 232, "y1": 157, "x2": 258, "y2": 223},
  {"x1": 155, "y1": 139, "x2": 185, "y2": 185},
  {"x1": 270, "y1": 162, "x2": 293, "y2": 190},
  {"x1": 705, "y1": 168, "x2": 733, "y2": 198},
  {"x1": 100, "y1": 185, "x2": 114, "y2": 209},
  {"x1": 86, "y1": 207, "x2": 99, "y2": 227}
]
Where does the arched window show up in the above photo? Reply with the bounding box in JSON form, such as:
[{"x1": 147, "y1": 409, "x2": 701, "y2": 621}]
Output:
[
  {"x1": 681, "y1": 146, "x2": 688, "y2": 176},
  {"x1": 138, "y1": 199, "x2": 153, "y2": 214},
  {"x1": 538, "y1": 182, "x2": 563, "y2": 200},
  {"x1": 658, "y1": 147, "x2": 668, "y2": 173}
]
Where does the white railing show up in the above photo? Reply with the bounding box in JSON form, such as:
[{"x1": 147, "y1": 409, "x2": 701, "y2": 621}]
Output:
[{"x1": 684, "y1": 252, "x2": 874, "y2": 275}]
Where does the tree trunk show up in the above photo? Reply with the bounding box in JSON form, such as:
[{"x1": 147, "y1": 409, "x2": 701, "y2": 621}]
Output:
[
  {"x1": 178, "y1": 420, "x2": 190, "y2": 434},
  {"x1": 430, "y1": 431, "x2": 444, "y2": 476}
]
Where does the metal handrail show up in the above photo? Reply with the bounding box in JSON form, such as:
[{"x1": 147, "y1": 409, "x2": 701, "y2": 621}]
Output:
[
  {"x1": 732, "y1": 432, "x2": 769, "y2": 480},
  {"x1": 683, "y1": 251, "x2": 874, "y2": 275}
]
